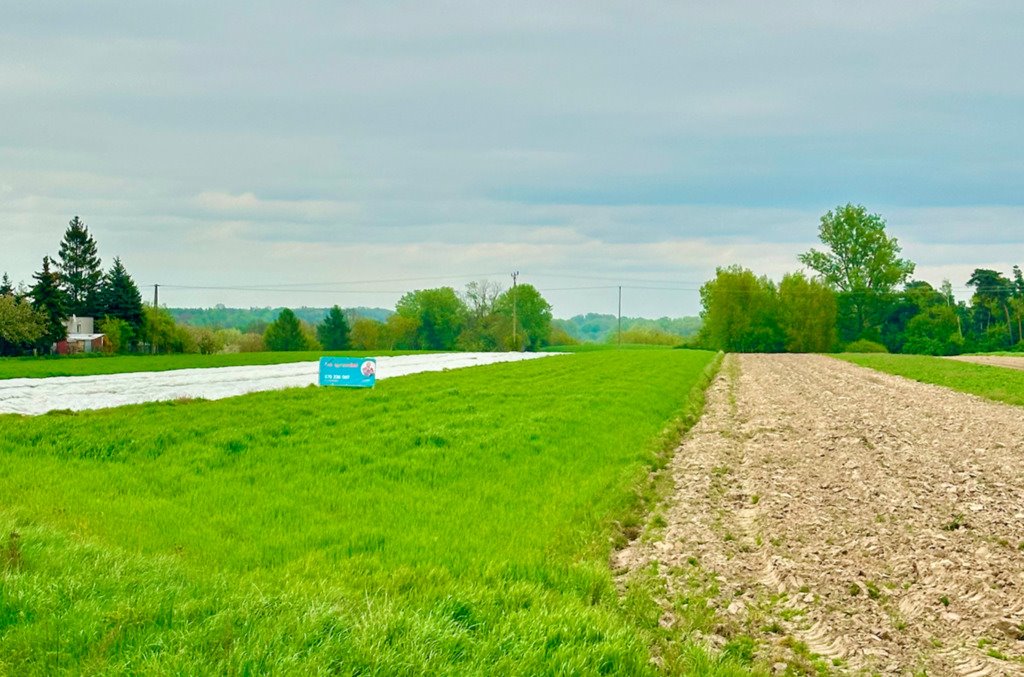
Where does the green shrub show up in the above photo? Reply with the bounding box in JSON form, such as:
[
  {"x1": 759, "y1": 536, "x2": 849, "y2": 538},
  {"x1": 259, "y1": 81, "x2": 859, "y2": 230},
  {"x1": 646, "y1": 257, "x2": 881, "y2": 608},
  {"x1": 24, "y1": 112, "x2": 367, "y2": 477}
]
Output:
[{"x1": 844, "y1": 339, "x2": 889, "y2": 353}]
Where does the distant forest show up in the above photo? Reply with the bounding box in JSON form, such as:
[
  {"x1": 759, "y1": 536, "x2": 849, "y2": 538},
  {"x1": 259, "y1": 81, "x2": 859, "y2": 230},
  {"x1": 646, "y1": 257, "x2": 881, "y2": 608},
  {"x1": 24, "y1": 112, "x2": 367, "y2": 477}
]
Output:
[
  {"x1": 169, "y1": 306, "x2": 392, "y2": 333},
  {"x1": 553, "y1": 314, "x2": 702, "y2": 343}
]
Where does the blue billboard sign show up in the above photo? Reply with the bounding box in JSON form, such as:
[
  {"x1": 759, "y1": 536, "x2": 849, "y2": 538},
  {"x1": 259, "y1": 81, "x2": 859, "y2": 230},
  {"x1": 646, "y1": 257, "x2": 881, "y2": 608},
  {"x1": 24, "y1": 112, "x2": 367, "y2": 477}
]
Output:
[{"x1": 319, "y1": 357, "x2": 377, "y2": 388}]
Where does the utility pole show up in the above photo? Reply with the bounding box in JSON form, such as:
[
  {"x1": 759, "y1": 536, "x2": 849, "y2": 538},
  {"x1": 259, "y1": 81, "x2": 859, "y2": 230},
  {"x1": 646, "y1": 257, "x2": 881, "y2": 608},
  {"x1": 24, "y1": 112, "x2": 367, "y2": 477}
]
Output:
[
  {"x1": 152, "y1": 284, "x2": 159, "y2": 354},
  {"x1": 617, "y1": 286, "x2": 622, "y2": 346},
  {"x1": 511, "y1": 271, "x2": 519, "y2": 351}
]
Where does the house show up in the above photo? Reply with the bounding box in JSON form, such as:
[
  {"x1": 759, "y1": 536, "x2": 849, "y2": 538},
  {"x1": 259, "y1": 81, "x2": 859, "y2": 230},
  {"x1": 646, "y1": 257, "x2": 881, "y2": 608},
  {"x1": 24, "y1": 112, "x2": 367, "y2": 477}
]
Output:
[{"x1": 56, "y1": 315, "x2": 106, "y2": 354}]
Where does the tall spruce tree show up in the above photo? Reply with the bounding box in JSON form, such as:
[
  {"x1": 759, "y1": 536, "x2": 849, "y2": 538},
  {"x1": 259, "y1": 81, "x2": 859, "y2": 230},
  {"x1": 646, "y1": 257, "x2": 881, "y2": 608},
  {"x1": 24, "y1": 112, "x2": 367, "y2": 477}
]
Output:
[
  {"x1": 57, "y1": 216, "x2": 103, "y2": 316},
  {"x1": 0, "y1": 273, "x2": 13, "y2": 296},
  {"x1": 31, "y1": 256, "x2": 68, "y2": 350},
  {"x1": 316, "y1": 305, "x2": 351, "y2": 350},
  {"x1": 99, "y1": 257, "x2": 144, "y2": 329},
  {"x1": 264, "y1": 308, "x2": 307, "y2": 351}
]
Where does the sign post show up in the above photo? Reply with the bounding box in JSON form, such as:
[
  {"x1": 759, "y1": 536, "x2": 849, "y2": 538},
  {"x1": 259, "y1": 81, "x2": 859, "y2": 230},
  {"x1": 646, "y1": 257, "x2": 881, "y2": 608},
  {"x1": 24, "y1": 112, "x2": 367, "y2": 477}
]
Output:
[{"x1": 319, "y1": 357, "x2": 377, "y2": 388}]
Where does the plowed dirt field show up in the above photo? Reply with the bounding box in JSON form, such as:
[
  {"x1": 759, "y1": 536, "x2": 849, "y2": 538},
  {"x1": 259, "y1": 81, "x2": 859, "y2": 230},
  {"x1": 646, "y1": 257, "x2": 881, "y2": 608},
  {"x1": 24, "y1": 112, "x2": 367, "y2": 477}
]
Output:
[
  {"x1": 620, "y1": 354, "x2": 1024, "y2": 675},
  {"x1": 947, "y1": 355, "x2": 1024, "y2": 372}
]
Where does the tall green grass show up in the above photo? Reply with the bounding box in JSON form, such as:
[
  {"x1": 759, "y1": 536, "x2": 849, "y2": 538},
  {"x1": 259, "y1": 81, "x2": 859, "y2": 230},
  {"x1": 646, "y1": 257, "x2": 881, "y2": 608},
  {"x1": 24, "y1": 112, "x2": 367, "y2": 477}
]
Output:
[
  {"x1": 0, "y1": 350, "x2": 419, "y2": 380},
  {"x1": 836, "y1": 353, "x2": 1024, "y2": 407},
  {"x1": 0, "y1": 350, "x2": 738, "y2": 675}
]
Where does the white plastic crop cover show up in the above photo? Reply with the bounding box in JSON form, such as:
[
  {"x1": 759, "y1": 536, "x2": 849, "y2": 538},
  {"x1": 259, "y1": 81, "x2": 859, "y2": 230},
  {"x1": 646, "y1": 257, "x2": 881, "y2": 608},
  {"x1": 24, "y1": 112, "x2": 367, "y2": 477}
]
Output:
[{"x1": 0, "y1": 352, "x2": 558, "y2": 416}]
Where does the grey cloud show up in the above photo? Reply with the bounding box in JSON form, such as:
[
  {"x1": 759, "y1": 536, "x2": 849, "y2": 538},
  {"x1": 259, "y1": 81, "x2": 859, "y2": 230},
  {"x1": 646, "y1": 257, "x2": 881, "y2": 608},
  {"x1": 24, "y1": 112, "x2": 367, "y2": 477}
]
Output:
[{"x1": 2, "y1": 1, "x2": 1022, "y2": 315}]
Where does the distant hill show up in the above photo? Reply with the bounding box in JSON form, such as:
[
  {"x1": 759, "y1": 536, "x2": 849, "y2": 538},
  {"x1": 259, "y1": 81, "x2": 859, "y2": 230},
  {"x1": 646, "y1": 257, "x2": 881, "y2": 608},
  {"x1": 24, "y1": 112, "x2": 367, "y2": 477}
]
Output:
[
  {"x1": 553, "y1": 314, "x2": 702, "y2": 343},
  {"x1": 169, "y1": 306, "x2": 393, "y2": 331}
]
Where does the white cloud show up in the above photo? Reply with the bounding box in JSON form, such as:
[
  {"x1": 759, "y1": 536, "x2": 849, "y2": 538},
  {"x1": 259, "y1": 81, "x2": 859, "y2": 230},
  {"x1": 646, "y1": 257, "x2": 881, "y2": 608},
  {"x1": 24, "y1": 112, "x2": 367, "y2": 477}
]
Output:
[{"x1": 194, "y1": 192, "x2": 360, "y2": 223}]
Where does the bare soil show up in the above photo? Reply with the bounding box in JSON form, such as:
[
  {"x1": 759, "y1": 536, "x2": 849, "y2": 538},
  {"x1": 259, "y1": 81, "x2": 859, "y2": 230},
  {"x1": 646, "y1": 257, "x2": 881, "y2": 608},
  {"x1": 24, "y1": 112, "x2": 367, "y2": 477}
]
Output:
[
  {"x1": 619, "y1": 354, "x2": 1024, "y2": 675},
  {"x1": 947, "y1": 355, "x2": 1024, "y2": 371}
]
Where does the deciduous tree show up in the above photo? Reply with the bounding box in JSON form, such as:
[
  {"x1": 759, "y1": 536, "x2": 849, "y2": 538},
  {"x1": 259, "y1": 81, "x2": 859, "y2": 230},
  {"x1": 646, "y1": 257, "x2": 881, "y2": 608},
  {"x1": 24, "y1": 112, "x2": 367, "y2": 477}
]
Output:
[
  {"x1": 494, "y1": 283, "x2": 553, "y2": 351},
  {"x1": 966, "y1": 268, "x2": 1013, "y2": 344},
  {"x1": 0, "y1": 294, "x2": 46, "y2": 355},
  {"x1": 458, "y1": 280, "x2": 505, "y2": 350},
  {"x1": 350, "y1": 317, "x2": 383, "y2": 350},
  {"x1": 142, "y1": 306, "x2": 195, "y2": 353},
  {"x1": 698, "y1": 266, "x2": 784, "y2": 352},
  {"x1": 778, "y1": 272, "x2": 837, "y2": 352},
  {"x1": 395, "y1": 287, "x2": 467, "y2": 350},
  {"x1": 799, "y1": 204, "x2": 915, "y2": 339}
]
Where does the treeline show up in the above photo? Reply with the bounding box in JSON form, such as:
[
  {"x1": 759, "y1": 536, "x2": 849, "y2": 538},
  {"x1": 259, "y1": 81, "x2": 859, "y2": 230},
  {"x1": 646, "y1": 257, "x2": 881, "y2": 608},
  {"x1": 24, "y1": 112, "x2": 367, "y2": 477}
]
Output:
[
  {"x1": 552, "y1": 314, "x2": 701, "y2": 344},
  {"x1": 255, "y1": 281, "x2": 564, "y2": 352},
  {"x1": 697, "y1": 203, "x2": 1023, "y2": 355},
  {"x1": 1, "y1": 217, "x2": 149, "y2": 355},
  {"x1": 1, "y1": 217, "x2": 564, "y2": 357}
]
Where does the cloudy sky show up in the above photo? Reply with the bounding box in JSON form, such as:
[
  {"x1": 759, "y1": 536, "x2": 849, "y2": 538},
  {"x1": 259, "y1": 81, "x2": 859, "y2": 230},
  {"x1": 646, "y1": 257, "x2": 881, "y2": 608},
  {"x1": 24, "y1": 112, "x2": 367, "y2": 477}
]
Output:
[{"x1": 2, "y1": 1, "x2": 1022, "y2": 317}]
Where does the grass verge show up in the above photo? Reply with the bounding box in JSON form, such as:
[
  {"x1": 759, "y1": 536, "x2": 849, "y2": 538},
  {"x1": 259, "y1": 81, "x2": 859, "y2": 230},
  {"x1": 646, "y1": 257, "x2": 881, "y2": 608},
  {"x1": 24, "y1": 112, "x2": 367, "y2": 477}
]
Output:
[
  {"x1": 836, "y1": 353, "x2": 1024, "y2": 407},
  {"x1": 614, "y1": 353, "x2": 766, "y2": 675},
  {"x1": 1, "y1": 349, "x2": 723, "y2": 674}
]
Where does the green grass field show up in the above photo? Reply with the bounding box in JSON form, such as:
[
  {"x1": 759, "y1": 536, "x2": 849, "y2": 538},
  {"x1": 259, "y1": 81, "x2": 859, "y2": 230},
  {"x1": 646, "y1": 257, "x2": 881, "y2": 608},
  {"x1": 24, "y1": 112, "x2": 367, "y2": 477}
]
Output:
[
  {"x1": 836, "y1": 354, "x2": 1024, "y2": 407},
  {"x1": 0, "y1": 350, "x2": 747, "y2": 675},
  {"x1": 0, "y1": 351, "x2": 420, "y2": 380}
]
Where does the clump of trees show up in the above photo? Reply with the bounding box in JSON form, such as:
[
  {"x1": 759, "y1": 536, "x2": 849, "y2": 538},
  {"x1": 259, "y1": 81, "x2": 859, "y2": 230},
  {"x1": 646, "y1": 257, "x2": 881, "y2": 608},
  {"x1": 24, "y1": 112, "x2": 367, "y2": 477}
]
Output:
[
  {"x1": 697, "y1": 203, "x2": 1024, "y2": 355},
  {"x1": 2, "y1": 217, "x2": 146, "y2": 355},
  {"x1": 324, "y1": 281, "x2": 554, "y2": 352},
  {"x1": 699, "y1": 268, "x2": 836, "y2": 353},
  {"x1": 245, "y1": 281, "x2": 558, "y2": 354}
]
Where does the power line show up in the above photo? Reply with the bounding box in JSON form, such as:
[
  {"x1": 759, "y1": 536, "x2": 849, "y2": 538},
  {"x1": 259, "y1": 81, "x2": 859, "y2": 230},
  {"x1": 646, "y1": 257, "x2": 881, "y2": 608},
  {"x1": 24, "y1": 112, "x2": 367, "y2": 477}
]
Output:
[
  {"x1": 156, "y1": 284, "x2": 413, "y2": 294},
  {"x1": 144, "y1": 272, "x2": 506, "y2": 291},
  {"x1": 525, "y1": 271, "x2": 706, "y2": 286}
]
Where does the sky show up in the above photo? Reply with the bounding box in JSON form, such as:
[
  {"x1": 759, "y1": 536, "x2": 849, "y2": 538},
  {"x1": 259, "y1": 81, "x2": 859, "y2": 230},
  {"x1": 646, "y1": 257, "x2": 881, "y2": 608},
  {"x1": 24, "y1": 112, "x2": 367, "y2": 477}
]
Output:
[{"x1": 2, "y1": 1, "x2": 1022, "y2": 318}]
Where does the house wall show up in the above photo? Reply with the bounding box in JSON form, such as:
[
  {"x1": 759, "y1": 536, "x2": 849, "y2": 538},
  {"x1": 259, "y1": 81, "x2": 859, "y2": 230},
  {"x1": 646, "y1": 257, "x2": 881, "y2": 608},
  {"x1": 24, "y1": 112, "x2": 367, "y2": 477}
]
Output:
[{"x1": 66, "y1": 316, "x2": 95, "y2": 335}]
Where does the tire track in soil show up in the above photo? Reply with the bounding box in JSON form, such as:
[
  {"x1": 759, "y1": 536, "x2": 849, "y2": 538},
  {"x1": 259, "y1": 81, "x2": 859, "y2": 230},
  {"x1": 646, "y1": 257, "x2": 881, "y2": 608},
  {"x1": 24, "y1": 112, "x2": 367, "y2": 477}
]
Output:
[{"x1": 618, "y1": 354, "x2": 1024, "y2": 675}]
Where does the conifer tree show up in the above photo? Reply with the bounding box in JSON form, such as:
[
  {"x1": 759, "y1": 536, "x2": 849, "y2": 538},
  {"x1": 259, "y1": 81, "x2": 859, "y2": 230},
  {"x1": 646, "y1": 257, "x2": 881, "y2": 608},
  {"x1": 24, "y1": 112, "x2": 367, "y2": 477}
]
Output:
[
  {"x1": 57, "y1": 216, "x2": 103, "y2": 316},
  {"x1": 316, "y1": 305, "x2": 351, "y2": 350},
  {"x1": 30, "y1": 256, "x2": 68, "y2": 350},
  {"x1": 0, "y1": 272, "x2": 13, "y2": 296},
  {"x1": 264, "y1": 308, "x2": 307, "y2": 351},
  {"x1": 99, "y1": 257, "x2": 144, "y2": 329}
]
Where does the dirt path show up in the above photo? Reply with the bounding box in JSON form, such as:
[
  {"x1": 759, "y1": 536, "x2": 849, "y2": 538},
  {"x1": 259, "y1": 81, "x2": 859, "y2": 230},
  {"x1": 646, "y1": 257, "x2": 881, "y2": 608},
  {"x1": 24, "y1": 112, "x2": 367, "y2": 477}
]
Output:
[
  {"x1": 621, "y1": 354, "x2": 1024, "y2": 675},
  {"x1": 946, "y1": 355, "x2": 1024, "y2": 371}
]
